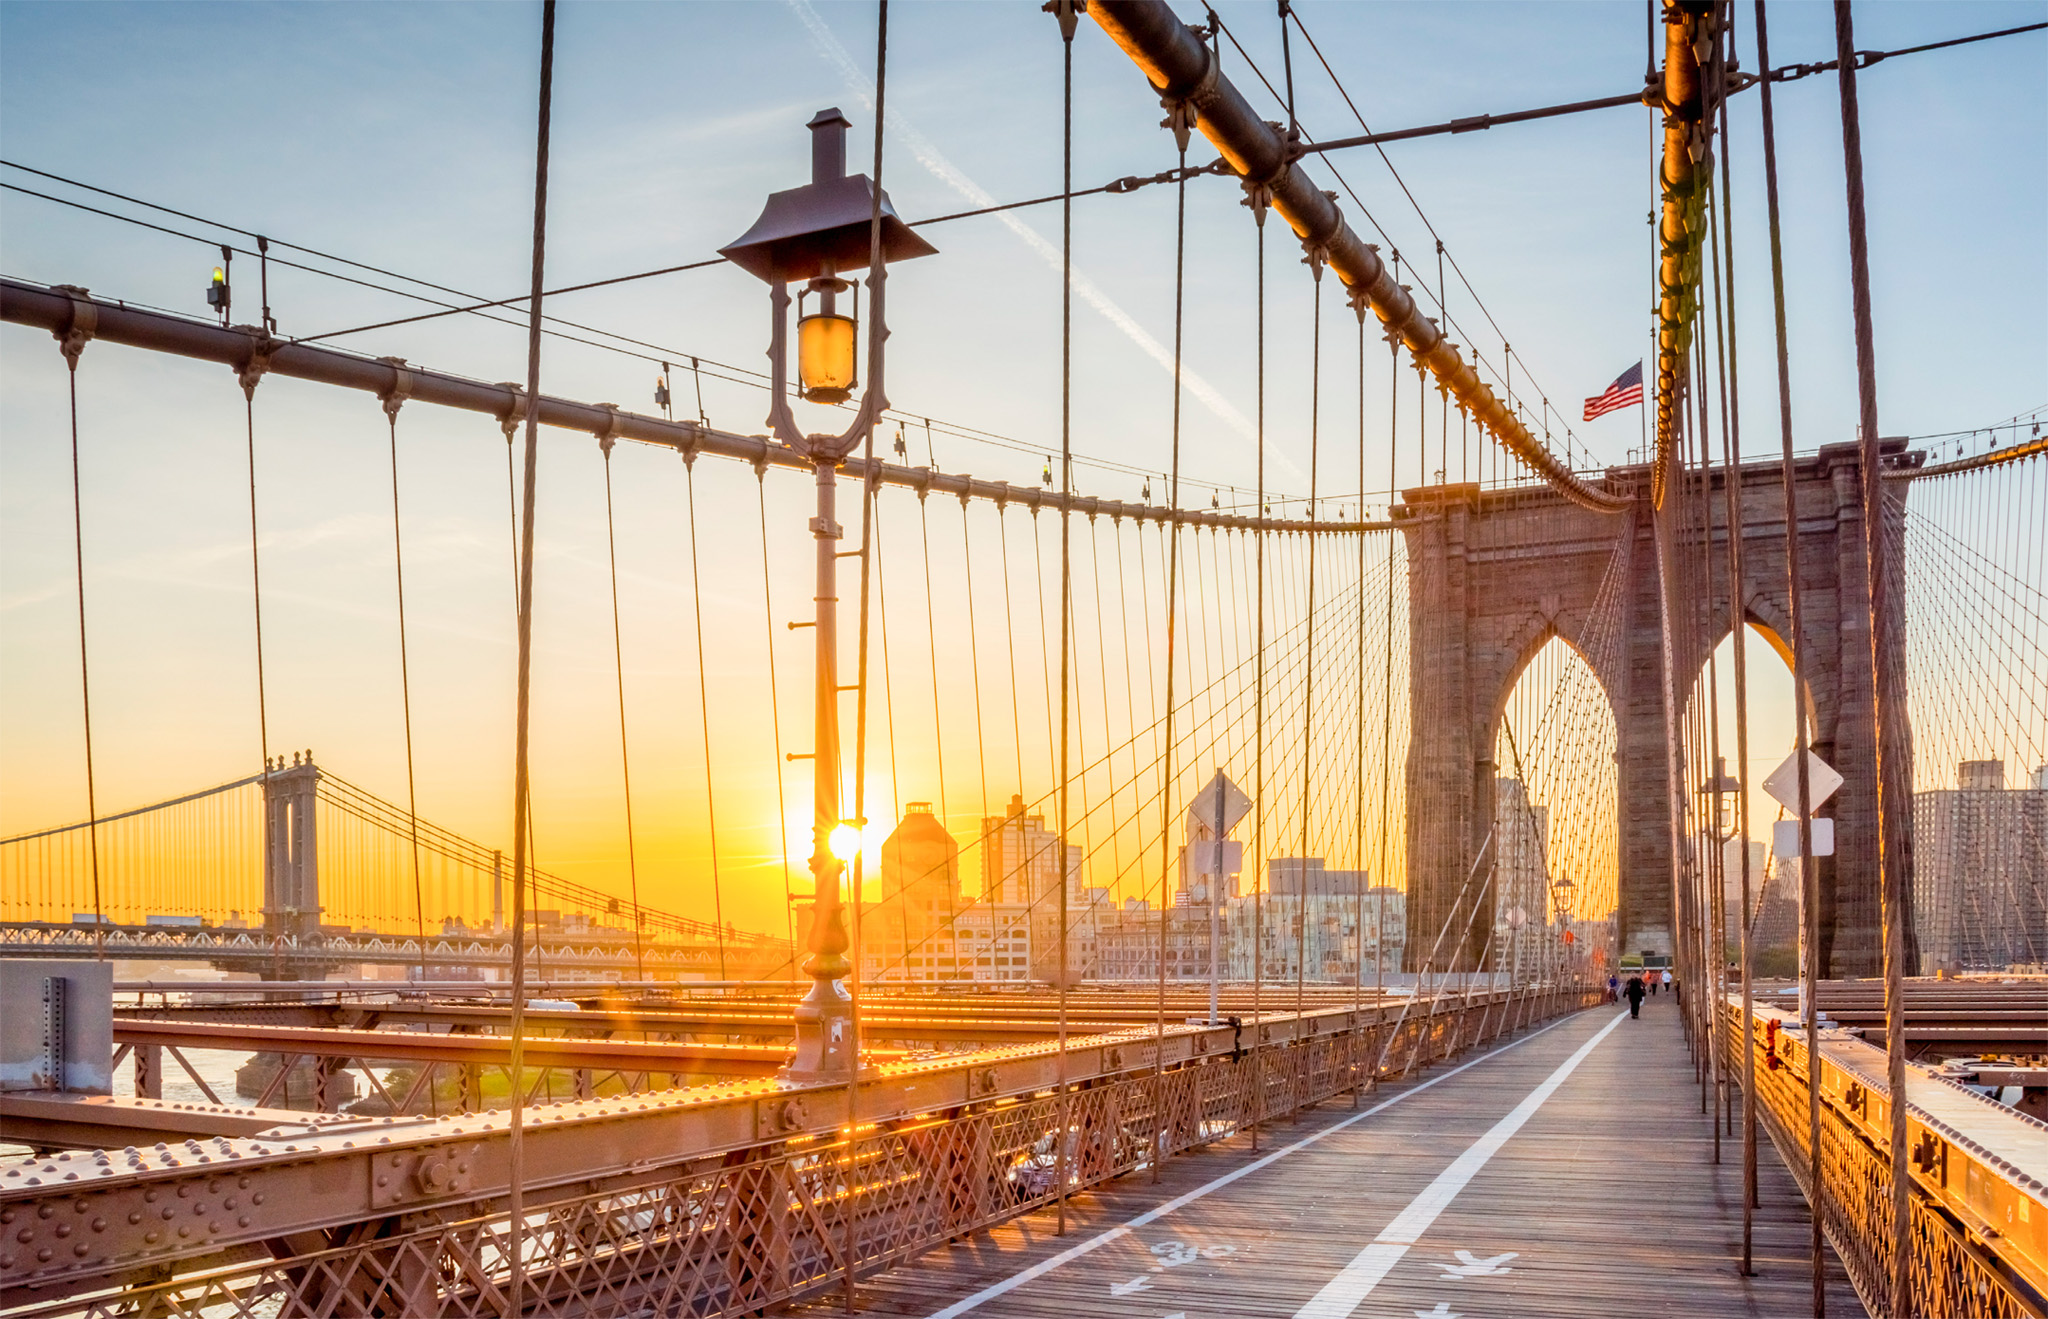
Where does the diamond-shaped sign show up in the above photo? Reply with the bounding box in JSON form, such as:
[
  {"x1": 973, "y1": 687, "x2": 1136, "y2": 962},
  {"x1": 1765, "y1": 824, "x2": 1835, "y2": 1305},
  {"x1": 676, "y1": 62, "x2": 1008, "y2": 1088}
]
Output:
[{"x1": 1762, "y1": 750, "x2": 1844, "y2": 813}]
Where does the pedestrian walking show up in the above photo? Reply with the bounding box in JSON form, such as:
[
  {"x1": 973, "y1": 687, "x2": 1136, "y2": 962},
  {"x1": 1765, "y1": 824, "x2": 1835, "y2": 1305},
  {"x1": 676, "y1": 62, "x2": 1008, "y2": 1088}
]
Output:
[{"x1": 1625, "y1": 974, "x2": 1646, "y2": 1019}]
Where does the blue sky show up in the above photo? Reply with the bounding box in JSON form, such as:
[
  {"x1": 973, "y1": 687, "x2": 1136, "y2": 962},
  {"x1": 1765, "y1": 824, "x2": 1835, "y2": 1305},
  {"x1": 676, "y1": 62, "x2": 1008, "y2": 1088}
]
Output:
[{"x1": 2, "y1": 1, "x2": 2041, "y2": 928}]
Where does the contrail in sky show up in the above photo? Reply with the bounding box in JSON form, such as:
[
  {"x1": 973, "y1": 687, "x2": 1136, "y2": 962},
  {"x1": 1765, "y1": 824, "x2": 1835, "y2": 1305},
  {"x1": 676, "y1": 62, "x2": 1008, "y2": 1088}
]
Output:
[{"x1": 786, "y1": 0, "x2": 1269, "y2": 460}]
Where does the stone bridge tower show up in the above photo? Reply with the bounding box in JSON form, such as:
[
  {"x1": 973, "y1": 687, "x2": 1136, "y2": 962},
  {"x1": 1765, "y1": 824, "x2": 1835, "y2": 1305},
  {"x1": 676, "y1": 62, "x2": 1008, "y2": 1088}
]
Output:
[{"x1": 1397, "y1": 439, "x2": 1919, "y2": 977}]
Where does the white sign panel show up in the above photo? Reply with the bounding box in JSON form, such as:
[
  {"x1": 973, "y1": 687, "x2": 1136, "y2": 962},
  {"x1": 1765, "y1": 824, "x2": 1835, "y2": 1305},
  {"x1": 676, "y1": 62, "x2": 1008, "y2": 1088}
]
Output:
[
  {"x1": 1186, "y1": 770, "x2": 1252, "y2": 837},
  {"x1": 1773, "y1": 817, "x2": 1835, "y2": 858},
  {"x1": 1193, "y1": 840, "x2": 1244, "y2": 880},
  {"x1": 1762, "y1": 751, "x2": 1844, "y2": 813}
]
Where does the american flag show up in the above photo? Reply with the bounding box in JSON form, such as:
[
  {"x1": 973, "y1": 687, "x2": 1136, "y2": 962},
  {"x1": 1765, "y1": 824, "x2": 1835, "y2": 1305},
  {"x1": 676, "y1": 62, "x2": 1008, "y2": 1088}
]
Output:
[{"x1": 1582, "y1": 361, "x2": 1644, "y2": 421}]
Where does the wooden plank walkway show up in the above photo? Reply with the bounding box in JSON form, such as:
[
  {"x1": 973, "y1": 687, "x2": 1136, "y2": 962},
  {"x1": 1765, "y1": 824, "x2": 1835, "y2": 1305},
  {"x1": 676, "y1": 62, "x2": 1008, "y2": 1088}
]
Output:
[{"x1": 793, "y1": 996, "x2": 1861, "y2": 1318}]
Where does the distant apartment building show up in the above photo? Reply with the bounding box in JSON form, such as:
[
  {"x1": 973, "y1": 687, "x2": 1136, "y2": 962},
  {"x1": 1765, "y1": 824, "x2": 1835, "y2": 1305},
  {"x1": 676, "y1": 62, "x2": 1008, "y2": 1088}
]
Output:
[
  {"x1": 1751, "y1": 854, "x2": 1802, "y2": 955},
  {"x1": 861, "y1": 796, "x2": 1102, "y2": 984},
  {"x1": 1096, "y1": 859, "x2": 1404, "y2": 984},
  {"x1": 1493, "y1": 779, "x2": 1551, "y2": 975},
  {"x1": 1914, "y1": 760, "x2": 2048, "y2": 972},
  {"x1": 1224, "y1": 859, "x2": 1404, "y2": 982}
]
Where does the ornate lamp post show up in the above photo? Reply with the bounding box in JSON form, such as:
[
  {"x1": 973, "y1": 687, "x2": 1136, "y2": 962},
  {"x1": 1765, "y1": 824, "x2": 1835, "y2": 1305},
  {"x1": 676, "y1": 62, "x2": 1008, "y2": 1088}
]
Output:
[{"x1": 722, "y1": 108, "x2": 935, "y2": 1081}]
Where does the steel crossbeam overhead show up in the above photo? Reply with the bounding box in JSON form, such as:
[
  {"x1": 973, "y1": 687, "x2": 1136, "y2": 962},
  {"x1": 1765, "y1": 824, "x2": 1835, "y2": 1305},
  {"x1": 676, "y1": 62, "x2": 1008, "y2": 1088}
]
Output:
[
  {"x1": 1087, "y1": 0, "x2": 1630, "y2": 516},
  {"x1": 0, "y1": 278, "x2": 1387, "y2": 536}
]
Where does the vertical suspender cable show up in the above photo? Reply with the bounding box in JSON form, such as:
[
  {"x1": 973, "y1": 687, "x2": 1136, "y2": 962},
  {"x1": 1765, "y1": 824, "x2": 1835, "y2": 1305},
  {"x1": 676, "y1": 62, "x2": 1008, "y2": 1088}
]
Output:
[
  {"x1": 1712, "y1": 34, "x2": 1760, "y2": 1261},
  {"x1": 242, "y1": 355, "x2": 271, "y2": 807},
  {"x1": 843, "y1": 9, "x2": 887, "y2": 1301},
  {"x1": 1053, "y1": 0, "x2": 1078, "y2": 1237},
  {"x1": 1753, "y1": 5, "x2": 1826, "y2": 1310},
  {"x1": 62, "y1": 329, "x2": 105, "y2": 955},
  {"x1": 1352, "y1": 291, "x2": 1367, "y2": 1104},
  {"x1": 684, "y1": 459, "x2": 729, "y2": 981},
  {"x1": 1295, "y1": 261, "x2": 1323, "y2": 1093},
  {"x1": 384, "y1": 392, "x2": 431, "y2": 982},
  {"x1": 1152, "y1": 132, "x2": 1191, "y2": 1184},
  {"x1": 1249, "y1": 186, "x2": 1267, "y2": 1152},
  {"x1": 1832, "y1": 5, "x2": 1911, "y2": 1312},
  {"x1": 506, "y1": 4, "x2": 555, "y2": 1309},
  {"x1": 759, "y1": 475, "x2": 800, "y2": 977},
  {"x1": 918, "y1": 495, "x2": 958, "y2": 944},
  {"x1": 1379, "y1": 333, "x2": 1399, "y2": 1013},
  {"x1": 599, "y1": 442, "x2": 647, "y2": 980}
]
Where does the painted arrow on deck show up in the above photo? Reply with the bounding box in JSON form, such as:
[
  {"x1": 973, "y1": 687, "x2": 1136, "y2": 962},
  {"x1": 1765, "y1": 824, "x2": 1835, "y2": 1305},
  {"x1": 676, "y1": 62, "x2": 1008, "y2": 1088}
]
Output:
[
  {"x1": 1414, "y1": 1305, "x2": 1461, "y2": 1319},
  {"x1": 1438, "y1": 1249, "x2": 1517, "y2": 1279},
  {"x1": 1109, "y1": 1276, "x2": 1153, "y2": 1296}
]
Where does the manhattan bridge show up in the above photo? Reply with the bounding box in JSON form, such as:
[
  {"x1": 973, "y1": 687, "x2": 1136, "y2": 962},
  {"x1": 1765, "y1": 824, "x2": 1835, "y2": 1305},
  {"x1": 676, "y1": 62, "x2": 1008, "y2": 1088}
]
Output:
[{"x1": 1, "y1": 3, "x2": 2044, "y2": 1317}]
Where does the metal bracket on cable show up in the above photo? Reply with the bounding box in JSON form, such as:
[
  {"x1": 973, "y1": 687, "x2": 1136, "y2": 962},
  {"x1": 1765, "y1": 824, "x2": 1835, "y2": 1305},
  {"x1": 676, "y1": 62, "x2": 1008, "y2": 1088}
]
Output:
[
  {"x1": 1043, "y1": 0, "x2": 1085, "y2": 42},
  {"x1": 377, "y1": 357, "x2": 413, "y2": 422},
  {"x1": 236, "y1": 334, "x2": 274, "y2": 400},
  {"x1": 494, "y1": 383, "x2": 528, "y2": 443},
  {"x1": 51, "y1": 284, "x2": 95, "y2": 370},
  {"x1": 594, "y1": 402, "x2": 621, "y2": 458},
  {"x1": 1157, "y1": 30, "x2": 1218, "y2": 151},
  {"x1": 1345, "y1": 279, "x2": 1372, "y2": 325}
]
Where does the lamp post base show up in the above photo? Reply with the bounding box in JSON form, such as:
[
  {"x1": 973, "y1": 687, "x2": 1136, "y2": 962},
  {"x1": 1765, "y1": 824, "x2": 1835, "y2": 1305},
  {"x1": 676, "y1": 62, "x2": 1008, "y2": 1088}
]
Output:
[{"x1": 783, "y1": 975, "x2": 858, "y2": 1082}]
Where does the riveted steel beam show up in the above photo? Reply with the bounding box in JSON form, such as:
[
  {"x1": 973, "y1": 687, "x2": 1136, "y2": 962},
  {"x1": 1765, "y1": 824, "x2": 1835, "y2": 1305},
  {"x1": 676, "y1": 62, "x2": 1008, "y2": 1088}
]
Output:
[{"x1": 0, "y1": 279, "x2": 1387, "y2": 537}]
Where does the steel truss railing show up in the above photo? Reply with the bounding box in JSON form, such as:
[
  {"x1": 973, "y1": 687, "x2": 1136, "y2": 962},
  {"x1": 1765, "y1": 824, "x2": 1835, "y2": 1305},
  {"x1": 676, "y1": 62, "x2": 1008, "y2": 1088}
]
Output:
[
  {"x1": 3, "y1": 986, "x2": 1596, "y2": 1317},
  {"x1": 1727, "y1": 999, "x2": 2048, "y2": 1317}
]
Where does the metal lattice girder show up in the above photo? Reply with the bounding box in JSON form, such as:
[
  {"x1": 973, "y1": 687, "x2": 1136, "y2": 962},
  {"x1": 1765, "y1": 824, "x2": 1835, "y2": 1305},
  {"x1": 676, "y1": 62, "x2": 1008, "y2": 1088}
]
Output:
[
  {"x1": 0, "y1": 989, "x2": 1564, "y2": 1306},
  {"x1": 0, "y1": 986, "x2": 1596, "y2": 1315},
  {"x1": 1732, "y1": 996, "x2": 2048, "y2": 1313}
]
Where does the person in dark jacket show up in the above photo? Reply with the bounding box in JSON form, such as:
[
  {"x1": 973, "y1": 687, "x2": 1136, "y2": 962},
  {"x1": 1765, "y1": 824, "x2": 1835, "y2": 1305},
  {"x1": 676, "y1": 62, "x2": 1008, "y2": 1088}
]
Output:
[{"x1": 1624, "y1": 975, "x2": 1647, "y2": 1019}]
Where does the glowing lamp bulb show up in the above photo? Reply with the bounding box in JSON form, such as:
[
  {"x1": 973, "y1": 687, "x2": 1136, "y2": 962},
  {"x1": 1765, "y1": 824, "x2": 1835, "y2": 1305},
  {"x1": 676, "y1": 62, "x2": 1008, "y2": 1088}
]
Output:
[
  {"x1": 828, "y1": 822, "x2": 863, "y2": 863},
  {"x1": 797, "y1": 311, "x2": 857, "y2": 403}
]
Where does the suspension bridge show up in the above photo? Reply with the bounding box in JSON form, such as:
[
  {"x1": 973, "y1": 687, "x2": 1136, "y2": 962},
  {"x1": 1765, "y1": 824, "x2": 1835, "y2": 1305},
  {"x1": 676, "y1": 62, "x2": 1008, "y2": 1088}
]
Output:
[{"x1": 1, "y1": 1, "x2": 2044, "y2": 1317}]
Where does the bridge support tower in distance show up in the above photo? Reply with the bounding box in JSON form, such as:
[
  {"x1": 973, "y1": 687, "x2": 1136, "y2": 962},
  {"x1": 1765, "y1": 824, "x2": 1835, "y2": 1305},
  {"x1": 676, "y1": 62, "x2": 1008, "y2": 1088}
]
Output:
[
  {"x1": 1398, "y1": 441, "x2": 1919, "y2": 976},
  {"x1": 261, "y1": 755, "x2": 321, "y2": 940}
]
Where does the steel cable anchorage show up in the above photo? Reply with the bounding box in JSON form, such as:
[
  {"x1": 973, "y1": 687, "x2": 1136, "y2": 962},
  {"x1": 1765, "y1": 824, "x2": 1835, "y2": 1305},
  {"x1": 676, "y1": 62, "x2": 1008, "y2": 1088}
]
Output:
[{"x1": 1087, "y1": 0, "x2": 1629, "y2": 516}]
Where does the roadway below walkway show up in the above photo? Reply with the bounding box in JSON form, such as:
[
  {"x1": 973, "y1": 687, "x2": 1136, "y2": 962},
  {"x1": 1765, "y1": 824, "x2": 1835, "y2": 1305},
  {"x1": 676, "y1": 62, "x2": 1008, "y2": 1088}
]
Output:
[{"x1": 797, "y1": 996, "x2": 1860, "y2": 1318}]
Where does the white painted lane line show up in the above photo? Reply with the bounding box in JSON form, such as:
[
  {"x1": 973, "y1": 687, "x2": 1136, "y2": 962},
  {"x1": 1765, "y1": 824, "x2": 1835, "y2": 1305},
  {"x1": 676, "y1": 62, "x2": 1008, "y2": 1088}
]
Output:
[
  {"x1": 1291, "y1": 1008, "x2": 1630, "y2": 1319},
  {"x1": 921, "y1": 1011, "x2": 1588, "y2": 1319}
]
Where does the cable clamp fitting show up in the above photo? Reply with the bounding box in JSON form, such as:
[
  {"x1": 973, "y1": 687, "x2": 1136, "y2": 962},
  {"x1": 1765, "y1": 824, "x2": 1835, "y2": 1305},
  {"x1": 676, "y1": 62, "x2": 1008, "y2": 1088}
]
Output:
[
  {"x1": 377, "y1": 357, "x2": 413, "y2": 422},
  {"x1": 1156, "y1": 36, "x2": 1218, "y2": 152},
  {"x1": 51, "y1": 285, "x2": 97, "y2": 370},
  {"x1": 236, "y1": 335, "x2": 274, "y2": 400},
  {"x1": 594, "y1": 402, "x2": 621, "y2": 457},
  {"x1": 495, "y1": 383, "x2": 528, "y2": 442},
  {"x1": 1042, "y1": 0, "x2": 1085, "y2": 43},
  {"x1": 1345, "y1": 281, "x2": 1373, "y2": 325}
]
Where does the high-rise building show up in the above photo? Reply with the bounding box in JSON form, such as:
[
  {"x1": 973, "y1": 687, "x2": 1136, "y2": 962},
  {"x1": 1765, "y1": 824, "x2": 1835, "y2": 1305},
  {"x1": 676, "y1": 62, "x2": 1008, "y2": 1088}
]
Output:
[
  {"x1": 1915, "y1": 760, "x2": 2048, "y2": 972},
  {"x1": 862, "y1": 802, "x2": 969, "y2": 983},
  {"x1": 982, "y1": 793, "x2": 1090, "y2": 981}
]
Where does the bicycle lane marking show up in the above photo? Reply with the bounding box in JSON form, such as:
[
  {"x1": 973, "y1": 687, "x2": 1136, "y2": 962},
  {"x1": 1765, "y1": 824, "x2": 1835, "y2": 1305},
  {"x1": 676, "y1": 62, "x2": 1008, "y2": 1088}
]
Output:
[
  {"x1": 922, "y1": 1009, "x2": 1593, "y2": 1319},
  {"x1": 1290, "y1": 1008, "x2": 1631, "y2": 1319}
]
